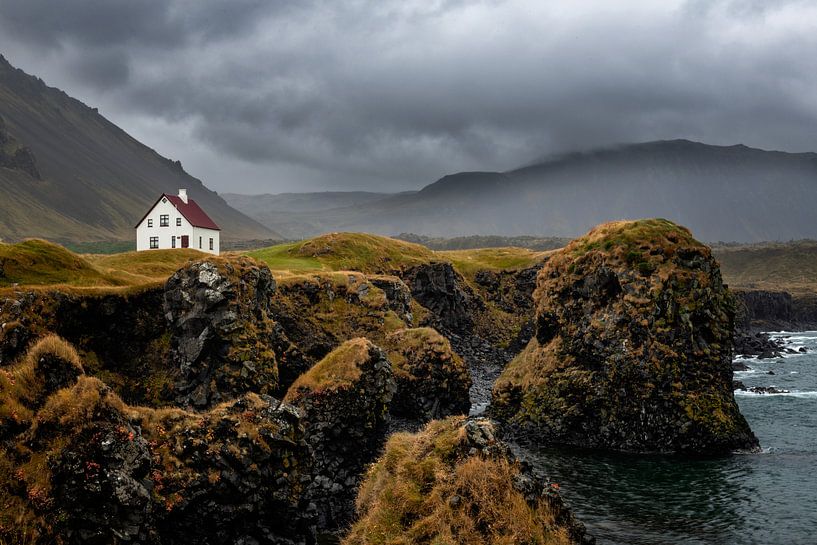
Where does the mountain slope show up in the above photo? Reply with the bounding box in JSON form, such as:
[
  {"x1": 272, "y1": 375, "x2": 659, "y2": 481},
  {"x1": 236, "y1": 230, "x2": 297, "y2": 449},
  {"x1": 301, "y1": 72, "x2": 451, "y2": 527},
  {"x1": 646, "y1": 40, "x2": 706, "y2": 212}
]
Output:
[
  {"x1": 0, "y1": 55, "x2": 277, "y2": 243},
  {"x1": 229, "y1": 140, "x2": 817, "y2": 242}
]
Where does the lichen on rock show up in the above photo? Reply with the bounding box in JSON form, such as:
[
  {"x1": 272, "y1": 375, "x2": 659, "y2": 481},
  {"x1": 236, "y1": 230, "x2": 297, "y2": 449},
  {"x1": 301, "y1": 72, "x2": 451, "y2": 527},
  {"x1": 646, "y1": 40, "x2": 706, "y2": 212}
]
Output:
[{"x1": 492, "y1": 219, "x2": 759, "y2": 455}]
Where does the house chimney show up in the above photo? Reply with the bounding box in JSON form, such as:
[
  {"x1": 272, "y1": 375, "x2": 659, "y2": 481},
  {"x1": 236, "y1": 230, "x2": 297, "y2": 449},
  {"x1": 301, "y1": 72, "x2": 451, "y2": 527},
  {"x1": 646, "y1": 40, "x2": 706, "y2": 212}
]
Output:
[{"x1": 178, "y1": 188, "x2": 188, "y2": 204}]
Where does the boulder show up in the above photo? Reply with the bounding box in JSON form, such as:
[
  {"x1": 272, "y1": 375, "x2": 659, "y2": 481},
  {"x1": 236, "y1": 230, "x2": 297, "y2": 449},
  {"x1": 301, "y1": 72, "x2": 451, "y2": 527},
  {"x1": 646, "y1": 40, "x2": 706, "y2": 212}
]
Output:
[
  {"x1": 383, "y1": 327, "x2": 471, "y2": 422},
  {"x1": 344, "y1": 416, "x2": 591, "y2": 545},
  {"x1": 284, "y1": 338, "x2": 395, "y2": 530},
  {"x1": 401, "y1": 262, "x2": 482, "y2": 333},
  {"x1": 492, "y1": 219, "x2": 759, "y2": 455},
  {"x1": 164, "y1": 257, "x2": 280, "y2": 408}
]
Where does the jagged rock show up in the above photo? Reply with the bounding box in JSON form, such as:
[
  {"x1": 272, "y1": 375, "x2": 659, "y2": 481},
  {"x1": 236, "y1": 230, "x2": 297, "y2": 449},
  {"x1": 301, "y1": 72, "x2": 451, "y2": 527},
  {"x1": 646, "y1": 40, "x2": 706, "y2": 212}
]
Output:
[
  {"x1": 344, "y1": 416, "x2": 592, "y2": 545},
  {"x1": 164, "y1": 257, "x2": 280, "y2": 408},
  {"x1": 368, "y1": 275, "x2": 413, "y2": 322},
  {"x1": 383, "y1": 327, "x2": 471, "y2": 422},
  {"x1": 492, "y1": 219, "x2": 759, "y2": 455},
  {"x1": 284, "y1": 339, "x2": 395, "y2": 531},
  {"x1": 402, "y1": 262, "x2": 482, "y2": 333}
]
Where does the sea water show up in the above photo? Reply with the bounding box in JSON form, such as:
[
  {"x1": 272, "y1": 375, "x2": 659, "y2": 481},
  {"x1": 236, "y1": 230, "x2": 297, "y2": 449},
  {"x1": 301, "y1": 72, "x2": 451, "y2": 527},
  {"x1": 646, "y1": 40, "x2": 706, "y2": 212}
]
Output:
[{"x1": 521, "y1": 332, "x2": 817, "y2": 545}]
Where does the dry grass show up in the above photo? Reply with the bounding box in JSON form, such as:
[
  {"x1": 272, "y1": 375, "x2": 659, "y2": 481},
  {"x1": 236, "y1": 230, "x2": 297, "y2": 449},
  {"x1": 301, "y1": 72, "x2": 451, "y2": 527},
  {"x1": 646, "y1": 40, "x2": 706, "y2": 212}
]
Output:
[
  {"x1": 344, "y1": 417, "x2": 572, "y2": 545},
  {"x1": 438, "y1": 247, "x2": 549, "y2": 280},
  {"x1": 284, "y1": 338, "x2": 372, "y2": 399},
  {"x1": 35, "y1": 376, "x2": 124, "y2": 431}
]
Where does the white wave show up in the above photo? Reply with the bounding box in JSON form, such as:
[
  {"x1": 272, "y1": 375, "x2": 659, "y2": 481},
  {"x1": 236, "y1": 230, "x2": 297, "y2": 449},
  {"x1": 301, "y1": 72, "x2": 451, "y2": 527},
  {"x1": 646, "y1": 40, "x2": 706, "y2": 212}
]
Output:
[{"x1": 734, "y1": 389, "x2": 817, "y2": 398}]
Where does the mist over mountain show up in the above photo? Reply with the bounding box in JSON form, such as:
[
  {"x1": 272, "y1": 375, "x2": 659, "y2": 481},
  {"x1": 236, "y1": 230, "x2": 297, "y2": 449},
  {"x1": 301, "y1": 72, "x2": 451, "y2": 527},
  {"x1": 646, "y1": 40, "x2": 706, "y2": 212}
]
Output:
[
  {"x1": 0, "y1": 55, "x2": 276, "y2": 243},
  {"x1": 227, "y1": 140, "x2": 817, "y2": 242}
]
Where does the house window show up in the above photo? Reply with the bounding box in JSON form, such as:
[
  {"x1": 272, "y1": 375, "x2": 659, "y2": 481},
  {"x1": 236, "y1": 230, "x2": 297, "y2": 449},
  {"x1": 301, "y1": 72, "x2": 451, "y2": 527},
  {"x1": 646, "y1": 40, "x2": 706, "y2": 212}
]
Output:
[
  {"x1": 160, "y1": 214, "x2": 169, "y2": 227},
  {"x1": 176, "y1": 217, "x2": 182, "y2": 226},
  {"x1": 199, "y1": 236, "x2": 202, "y2": 249},
  {"x1": 149, "y1": 236, "x2": 159, "y2": 249},
  {"x1": 209, "y1": 238, "x2": 214, "y2": 251},
  {"x1": 147, "y1": 219, "x2": 153, "y2": 227},
  {"x1": 171, "y1": 236, "x2": 176, "y2": 249}
]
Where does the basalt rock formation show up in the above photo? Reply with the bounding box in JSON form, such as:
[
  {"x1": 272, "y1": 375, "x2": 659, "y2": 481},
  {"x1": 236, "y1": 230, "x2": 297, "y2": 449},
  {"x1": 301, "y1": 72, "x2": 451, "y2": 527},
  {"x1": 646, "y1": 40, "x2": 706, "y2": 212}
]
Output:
[
  {"x1": 492, "y1": 219, "x2": 759, "y2": 455},
  {"x1": 164, "y1": 257, "x2": 280, "y2": 408},
  {"x1": 402, "y1": 262, "x2": 482, "y2": 334},
  {"x1": 383, "y1": 327, "x2": 471, "y2": 422},
  {"x1": 344, "y1": 416, "x2": 591, "y2": 545},
  {"x1": 284, "y1": 339, "x2": 395, "y2": 531},
  {"x1": 0, "y1": 336, "x2": 314, "y2": 545}
]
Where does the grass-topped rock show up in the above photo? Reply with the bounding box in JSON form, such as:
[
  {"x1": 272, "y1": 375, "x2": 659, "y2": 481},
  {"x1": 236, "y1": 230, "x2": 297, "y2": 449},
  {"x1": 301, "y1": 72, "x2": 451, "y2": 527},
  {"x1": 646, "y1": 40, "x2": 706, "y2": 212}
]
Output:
[
  {"x1": 492, "y1": 219, "x2": 758, "y2": 455},
  {"x1": 383, "y1": 327, "x2": 472, "y2": 422},
  {"x1": 344, "y1": 416, "x2": 590, "y2": 545},
  {"x1": 285, "y1": 338, "x2": 395, "y2": 530}
]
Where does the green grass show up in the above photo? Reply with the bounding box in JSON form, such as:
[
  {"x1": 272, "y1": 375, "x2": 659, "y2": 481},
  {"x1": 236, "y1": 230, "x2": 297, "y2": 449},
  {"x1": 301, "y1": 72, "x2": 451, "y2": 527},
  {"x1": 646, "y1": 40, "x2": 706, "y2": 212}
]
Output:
[
  {"x1": 62, "y1": 240, "x2": 135, "y2": 254},
  {"x1": 0, "y1": 239, "x2": 120, "y2": 287},
  {"x1": 0, "y1": 239, "x2": 206, "y2": 289},
  {"x1": 714, "y1": 240, "x2": 817, "y2": 294},
  {"x1": 248, "y1": 232, "x2": 435, "y2": 274},
  {"x1": 438, "y1": 247, "x2": 549, "y2": 279}
]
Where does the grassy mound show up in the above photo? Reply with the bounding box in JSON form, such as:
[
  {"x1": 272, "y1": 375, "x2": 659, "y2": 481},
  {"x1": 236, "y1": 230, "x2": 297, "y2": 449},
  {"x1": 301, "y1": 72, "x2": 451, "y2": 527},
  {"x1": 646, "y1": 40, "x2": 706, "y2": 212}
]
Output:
[
  {"x1": 285, "y1": 338, "x2": 374, "y2": 397},
  {"x1": 249, "y1": 232, "x2": 435, "y2": 274},
  {"x1": 0, "y1": 239, "x2": 117, "y2": 287},
  {"x1": 87, "y1": 248, "x2": 205, "y2": 284},
  {"x1": 344, "y1": 416, "x2": 578, "y2": 545}
]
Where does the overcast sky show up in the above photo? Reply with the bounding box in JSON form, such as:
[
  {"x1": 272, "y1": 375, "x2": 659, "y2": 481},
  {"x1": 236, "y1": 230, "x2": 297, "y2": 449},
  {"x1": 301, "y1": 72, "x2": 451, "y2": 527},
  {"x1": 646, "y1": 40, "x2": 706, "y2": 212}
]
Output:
[{"x1": 1, "y1": 0, "x2": 816, "y2": 194}]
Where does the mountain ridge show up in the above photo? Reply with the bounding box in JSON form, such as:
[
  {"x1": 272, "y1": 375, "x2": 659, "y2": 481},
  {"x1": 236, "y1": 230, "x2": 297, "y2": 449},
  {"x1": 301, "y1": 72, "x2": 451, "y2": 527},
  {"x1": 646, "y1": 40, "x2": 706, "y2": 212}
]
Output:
[
  {"x1": 226, "y1": 139, "x2": 817, "y2": 242},
  {"x1": 0, "y1": 54, "x2": 277, "y2": 243}
]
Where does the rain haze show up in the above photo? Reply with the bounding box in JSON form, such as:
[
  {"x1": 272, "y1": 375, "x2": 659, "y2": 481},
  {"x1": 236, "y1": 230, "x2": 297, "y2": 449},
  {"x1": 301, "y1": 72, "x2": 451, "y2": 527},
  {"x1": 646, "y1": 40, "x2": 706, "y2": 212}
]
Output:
[{"x1": 1, "y1": 0, "x2": 816, "y2": 194}]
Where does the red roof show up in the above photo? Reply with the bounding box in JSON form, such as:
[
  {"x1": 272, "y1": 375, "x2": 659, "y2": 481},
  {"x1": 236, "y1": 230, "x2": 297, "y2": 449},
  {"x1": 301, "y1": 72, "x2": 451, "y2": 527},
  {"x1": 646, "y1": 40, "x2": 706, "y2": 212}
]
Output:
[{"x1": 135, "y1": 193, "x2": 221, "y2": 230}]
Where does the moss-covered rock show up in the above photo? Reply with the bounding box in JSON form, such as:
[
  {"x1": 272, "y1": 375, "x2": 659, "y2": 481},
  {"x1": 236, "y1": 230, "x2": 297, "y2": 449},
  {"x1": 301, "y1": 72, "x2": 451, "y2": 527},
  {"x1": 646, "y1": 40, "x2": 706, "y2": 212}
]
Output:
[
  {"x1": 164, "y1": 257, "x2": 280, "y2": 408},
  {"x1": 0, "y1": 337, "x2": 314, "y2": 545},
  {"x1": 492, "y1": 219, "x2": 759, "y2": 455},
  {"x1": 285, "y1": 338, "x2": 395, "y2": 531},
  {"x1": 383, "y1": 327, "x2": 471, "y2": 422},
  {"x1": 270, "y1": 272, "x2": 412, "y2": 392},
  {"x1": 344, "y1": 416, "x2": 590, "y2": 545}
]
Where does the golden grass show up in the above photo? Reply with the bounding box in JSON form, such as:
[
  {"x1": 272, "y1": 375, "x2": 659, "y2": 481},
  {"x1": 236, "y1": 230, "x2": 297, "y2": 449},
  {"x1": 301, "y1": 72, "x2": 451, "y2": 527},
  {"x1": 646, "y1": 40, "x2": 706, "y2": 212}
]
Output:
[
  {"x1": 344, "y1": 417, "x2": 572, "y2": 545},
  {"x1": 284, "y1": 338, "x2": 372, "y2": 399},
  {"x1": 438, "y1": 247, "x2": 549, "y2": 279},
  {"x1": 714, "y1": 240, "x2": 817, "y2": 294}
]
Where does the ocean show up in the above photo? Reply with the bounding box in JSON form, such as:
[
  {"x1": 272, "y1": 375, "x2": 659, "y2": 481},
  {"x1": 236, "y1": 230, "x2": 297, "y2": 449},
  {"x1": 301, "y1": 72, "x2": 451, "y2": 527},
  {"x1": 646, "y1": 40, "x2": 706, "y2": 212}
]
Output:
[{"x1": 521, "y1": 331, "x2": 817, "y2": 545}]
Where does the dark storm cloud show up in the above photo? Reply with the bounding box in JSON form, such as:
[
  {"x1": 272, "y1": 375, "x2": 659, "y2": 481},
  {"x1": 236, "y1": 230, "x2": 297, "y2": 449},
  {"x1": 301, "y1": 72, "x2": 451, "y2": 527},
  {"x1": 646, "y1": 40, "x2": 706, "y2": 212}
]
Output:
[{"x1": 0, "y1": 0, "x2": 816, "y2": 193}]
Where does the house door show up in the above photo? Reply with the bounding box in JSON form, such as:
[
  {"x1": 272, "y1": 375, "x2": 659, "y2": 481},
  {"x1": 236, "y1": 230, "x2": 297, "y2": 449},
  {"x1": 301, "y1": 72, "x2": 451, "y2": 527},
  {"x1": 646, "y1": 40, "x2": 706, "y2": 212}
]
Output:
[{"x1": 181, "y1": 235, "x2": 189, "y2": 248}]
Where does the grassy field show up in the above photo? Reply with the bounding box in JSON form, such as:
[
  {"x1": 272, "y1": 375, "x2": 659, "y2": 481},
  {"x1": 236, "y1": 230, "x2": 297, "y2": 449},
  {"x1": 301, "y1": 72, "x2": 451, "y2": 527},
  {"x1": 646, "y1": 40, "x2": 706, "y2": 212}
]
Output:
[
  {"x1": 0, "y1": 239, "x2": 206, "y2": 290},
  {"x1": 713, "y1": 241, "x2": 817, "y2": 294}
]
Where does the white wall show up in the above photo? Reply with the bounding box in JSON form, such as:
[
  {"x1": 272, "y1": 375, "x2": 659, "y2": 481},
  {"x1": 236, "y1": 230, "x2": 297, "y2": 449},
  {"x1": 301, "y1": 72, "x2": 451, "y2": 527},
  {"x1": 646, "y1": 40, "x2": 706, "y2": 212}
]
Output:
[{"x1": 135, "y1": 197, "x2": 220, "y2": 255}]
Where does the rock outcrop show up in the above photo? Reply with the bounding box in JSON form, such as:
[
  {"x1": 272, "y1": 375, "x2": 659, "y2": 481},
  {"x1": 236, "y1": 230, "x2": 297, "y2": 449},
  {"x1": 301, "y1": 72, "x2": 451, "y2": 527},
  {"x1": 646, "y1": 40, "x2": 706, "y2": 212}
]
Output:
[
  {"x1": 492, "y1": 219, "x2": 759, "y2": 455},
  {"x1": 402, "y1": 262, "x2": 482, "y2": 333},
  {"x1": 0, "y1": 336, "x2": 315, "y2": 545},
  {"x1": 344, "y1": 416, "x2": 591, "y2": 545},
  {"x1": 383, "y1": 327, "x2": 471, "y2": 422},
  {"x1": 284, "y1": 339, "x2": 395, "y2": 531},
  {"x1": 164, "y1": 257, "x2": 280, "y2": 408}
]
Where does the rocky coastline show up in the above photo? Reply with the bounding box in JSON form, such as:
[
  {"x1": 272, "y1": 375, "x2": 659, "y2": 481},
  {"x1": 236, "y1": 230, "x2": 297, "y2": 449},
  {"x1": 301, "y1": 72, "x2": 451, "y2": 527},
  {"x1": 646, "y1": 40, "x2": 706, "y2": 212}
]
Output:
[{"x1": 0, "y1": 220, "x2": 794, "y2": 544}]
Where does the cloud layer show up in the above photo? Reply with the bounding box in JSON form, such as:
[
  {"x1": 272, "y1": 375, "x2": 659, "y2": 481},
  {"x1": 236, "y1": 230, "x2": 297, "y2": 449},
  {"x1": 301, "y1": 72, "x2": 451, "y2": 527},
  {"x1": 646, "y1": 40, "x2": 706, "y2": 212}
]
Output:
[{"x1": 1, "y1": 0, "x2": 816, "y2": 193}]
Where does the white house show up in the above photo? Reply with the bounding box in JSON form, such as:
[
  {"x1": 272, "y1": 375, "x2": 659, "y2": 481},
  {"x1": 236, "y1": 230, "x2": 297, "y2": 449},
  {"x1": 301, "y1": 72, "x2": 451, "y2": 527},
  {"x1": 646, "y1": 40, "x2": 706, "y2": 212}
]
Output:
[{"x1": 135, "y1": 189, "x2": 220, "y2": 255}]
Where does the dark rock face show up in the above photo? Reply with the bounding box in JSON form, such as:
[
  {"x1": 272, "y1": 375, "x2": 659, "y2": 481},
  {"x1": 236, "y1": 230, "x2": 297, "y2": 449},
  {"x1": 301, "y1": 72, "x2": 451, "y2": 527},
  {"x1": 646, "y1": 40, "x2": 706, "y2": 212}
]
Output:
[
  {"x1": 284, "y1": 339, "x2": 395, "y2": 531},
  {"x1": 142, "y1": 394, "x2": 313, "y2": 545},
  {"x1": 384, "y1": 327, "x2": 471, "y2": 422},
  {"x1": 402, "y1": 262, "x2": 482, "y2": 333},
  {"x1": 0, "y1": 115, "x2": 40, "y2": 179},
  {"x1": 164, "y1": 258, "x2": 280, "y2": 408},
  {"x1": 49, "y1": 382, "x2": 155, "y2": 544},
  {"x1": 368, "y1": 275, "x2": 413, "y2": 322},
  {"x1": 492, "y1": 219, "x2": 759, "y2": 455}
]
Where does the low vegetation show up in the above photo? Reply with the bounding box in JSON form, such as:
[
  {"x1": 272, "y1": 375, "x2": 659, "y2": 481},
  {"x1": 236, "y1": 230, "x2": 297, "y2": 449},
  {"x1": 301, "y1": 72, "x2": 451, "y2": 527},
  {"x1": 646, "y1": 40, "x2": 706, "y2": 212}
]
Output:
[
  {"x1": 343, "y1": 417, "x2": 574, "y2": 545},
  {"x1": 713, "y1": 240, "x2": 817, "y2": 294}
]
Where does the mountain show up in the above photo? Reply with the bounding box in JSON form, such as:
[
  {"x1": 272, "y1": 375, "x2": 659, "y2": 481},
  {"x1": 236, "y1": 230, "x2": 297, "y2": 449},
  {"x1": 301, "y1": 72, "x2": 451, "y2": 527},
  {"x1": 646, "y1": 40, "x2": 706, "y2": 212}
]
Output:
[
  {"x1": 229, "y1": 140, "x2": 817, "y2": 242},
  {"x1": 0, "y1": 55, "x2": 277, "y2": 243},
  {"x1": 222, "y1": 191, "x2": 402, "y2": 239}
]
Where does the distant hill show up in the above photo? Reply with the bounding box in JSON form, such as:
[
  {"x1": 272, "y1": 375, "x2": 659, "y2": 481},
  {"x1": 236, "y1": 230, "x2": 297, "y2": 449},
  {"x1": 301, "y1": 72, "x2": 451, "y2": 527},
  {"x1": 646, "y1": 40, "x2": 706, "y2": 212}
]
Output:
[
  {"x1": 222, "y1": 191, "x2": 400, "y2": 239},
  {"x1": 0, "y1": 55, "x2": 277, "y2": 243},
  {"x1": 228, "y1": 140, "x2": 817, "y2": 242}
]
